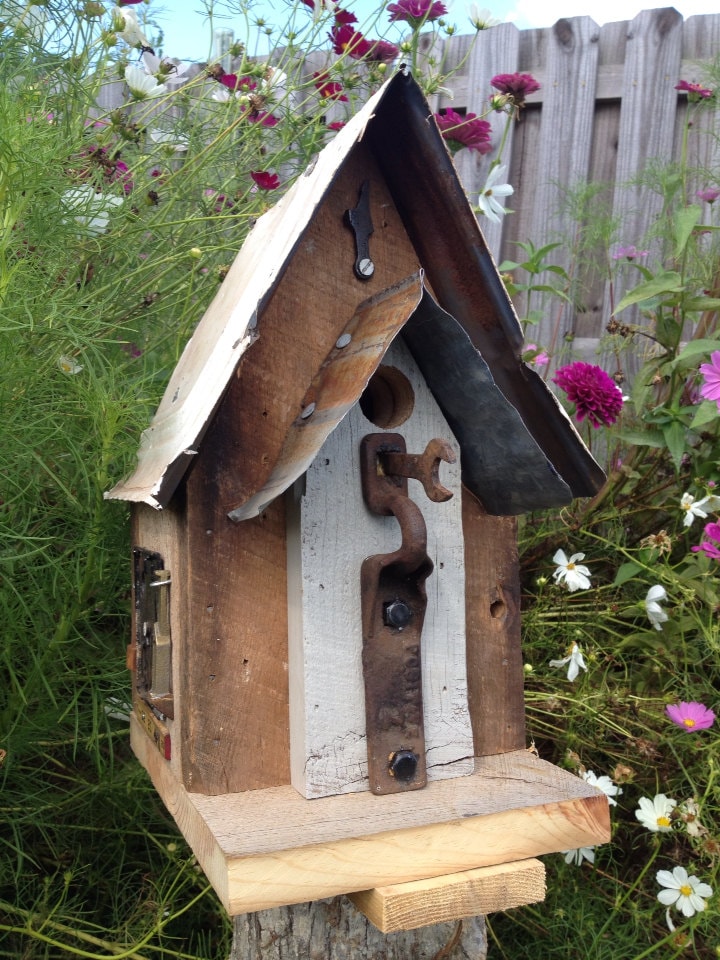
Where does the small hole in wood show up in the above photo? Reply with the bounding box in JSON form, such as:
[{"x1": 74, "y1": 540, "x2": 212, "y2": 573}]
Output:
[
  {"x1": 359, "y1": 365, "x2": 414, "y2": 428},
  {"x1": 490, "y1": 600, "x2": 506, "y2": 619}
]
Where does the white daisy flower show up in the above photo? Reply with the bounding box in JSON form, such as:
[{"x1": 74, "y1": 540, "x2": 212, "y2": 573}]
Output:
[
  {"x1": 657, "y1": 865, "x2": 713, "y2": 918},
  {"x1": 582, "y1": 770, "x2": 622, "y2": 806},
  {"x1": 635, "y1": 793, "x2": 676, "y2": 833},
  {"x1": 477, "y1": 164, "x2": 513, "y2": 223},
  {"x1": 124, "y1": 64, "x2": 167, "y2": 100},
  {"x1": 552, "y1": 549, "x2": 592, "y2": 591},
  {"x1": 549, "y1": 643, "x2": 587, "y2": 682},
  {"x1": 562, "y1": 846, "x2": 595, "y2": 866},
  {"x1": 644, "y1": 585, "x2": 668, "y2": 631}
]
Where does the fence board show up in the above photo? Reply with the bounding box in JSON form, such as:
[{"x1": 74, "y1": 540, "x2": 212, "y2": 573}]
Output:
[{"x1": 94, "y1": 9, "x2": 719, "y2": 378}]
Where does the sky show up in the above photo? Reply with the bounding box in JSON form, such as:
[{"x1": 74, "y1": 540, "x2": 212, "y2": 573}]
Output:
[{"x1": 153, "y1": 0, "x2": 720, "y2": 62}]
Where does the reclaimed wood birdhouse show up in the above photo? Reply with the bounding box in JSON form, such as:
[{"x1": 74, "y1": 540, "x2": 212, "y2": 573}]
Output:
[{"x1": 107, "y1": 68, "x2": 611, "y2": 930}]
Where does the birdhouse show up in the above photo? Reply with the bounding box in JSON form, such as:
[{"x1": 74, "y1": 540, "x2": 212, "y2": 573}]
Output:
[{"x1": 107, "y1": 68, "x2": 610, "y2": 931}]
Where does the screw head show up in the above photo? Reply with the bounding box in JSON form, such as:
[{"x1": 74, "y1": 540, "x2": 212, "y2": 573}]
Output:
[
  {"x1": 388, "y1": 750, "x2": 418, "y2": 782},
  {"x1": 384, "y1": 600, "x2": 412, "y2": 629},
  {"x1": 357, "y1": 257, "x2": 375, "y2": 278}
]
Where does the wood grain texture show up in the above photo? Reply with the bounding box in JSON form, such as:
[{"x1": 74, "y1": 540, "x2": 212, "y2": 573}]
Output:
[
  {"x1": 175, "y1": 142, "x2": 421, "y2": 797},
  {"x1": 131, "y1": 719, "x2": 610, "y2": 916},
  {"x1": 229, "y1": 899, "x2": 487, "y2": 958},
  {"x1": 348, "y1": 859, "x2": 545, "y2": 932},
  {"x1": 288, "y1": 337, "x2": 473, "y2": 798},
  {"x1": 462, "y1": 491, "x2": 525, "y2": 756}
]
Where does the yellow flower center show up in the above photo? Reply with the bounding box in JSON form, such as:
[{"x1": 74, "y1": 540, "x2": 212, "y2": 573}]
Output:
[
  {"x1": 679, "y1": 885, "x2": 692, "y2": 897},
  {"x1": 567, "y1": 562, "x2": 576, "y2": 570},
  {"x1": 657, "y1": 816, "x2": 671, "y2": 828},
  {"x1": 682, "y1": 718, "x2": 696, "y2": 727}
]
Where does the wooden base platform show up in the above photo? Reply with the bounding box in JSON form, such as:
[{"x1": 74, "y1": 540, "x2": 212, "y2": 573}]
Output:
[{"x1": 131, "y1": 716, "x2": 609, "y2": 920}]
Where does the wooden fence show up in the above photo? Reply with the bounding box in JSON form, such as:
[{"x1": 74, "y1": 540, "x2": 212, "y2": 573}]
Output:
[
  {"x1": 97, "y1": 8, "x2": 720, "y2": 376},
  {"x1": 425, "y1": 8, "x2": 720, "y2": 374}
]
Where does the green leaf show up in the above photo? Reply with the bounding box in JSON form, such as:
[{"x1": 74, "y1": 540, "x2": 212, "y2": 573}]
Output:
[
  {"x1": 616, "y1": 428, "x2": 665, "y2": 448},
  {"x1": 498, "y1": 260, "x2": 520, "y2": 271},
  {"x1": 673, "y1": 204, "x2": 702, "y2": 259},
  {"x1": 615, "y1": 271, "x2": 685, "y2": 313},
  {"x1": 682, "y1": 297, "x2": 720, "y2": 312},
  {"x1": 613, "y1": 561, "x2": 643, "y2": 587},
  {"x1": 672, "y1": 339, "x2": 720, "y2": 366},
  {"x1": 663, "y1": 420, "x2": 688, "y2": 471},
  {"x1": 690, "y1": 399, "x2": 719, "y2": 429}
]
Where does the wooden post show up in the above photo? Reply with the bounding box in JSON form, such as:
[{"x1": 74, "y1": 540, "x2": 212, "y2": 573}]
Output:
[{"x1": 229, "y1": 899, "x2": 487, "y2": 960}]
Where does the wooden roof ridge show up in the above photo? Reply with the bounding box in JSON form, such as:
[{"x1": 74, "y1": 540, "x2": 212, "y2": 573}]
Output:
[{"x1": 106, "y1": 73, "x2": 398, "y2": 509}]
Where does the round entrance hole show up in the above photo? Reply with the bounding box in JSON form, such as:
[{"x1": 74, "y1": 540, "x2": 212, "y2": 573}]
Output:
[{"x1": 359, "y1": 365, "x2": 415, "y2": 428}]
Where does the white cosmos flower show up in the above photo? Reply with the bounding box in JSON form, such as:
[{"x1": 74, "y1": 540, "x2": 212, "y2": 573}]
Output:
[
  {"x1": 113, "y1": 7, "x2": 150, "y2": 48},
  {"x1": 582, "y1": 770, "x2": 622, "y2": 806},
  {"x1": 549, "y1": 643, "x2": 587, "y2": 682},
  {"x1": 680, "y1": 491, "x2": 720, "y2": 527},
  {"x1": 635, "y1": 793, "x2": 676, "y2": 833},
  {"x1": 644, "y1": 585, "x2": 668, "y2": 631},
  {"x1": 477, "y1": 164, "x2": 513, "y2": 223},
  {"x1": 656, "y1": 866, "x2": 713, "y2": 918},
  {"x1": 61, "y1": 185, "x2": 124, "y2": 235},
  {"x1": 552, "y1": 549, "x2": 592, "y2": 591},
  {"x1": 468, "y1": 4, "x2": 501, "y2": 28},
  {"x1": 124, "y1": 65, "x2": 167, "y2": 100},
  {"x1": 563, "y1": 846, "x2": 595, "y2": 866}
]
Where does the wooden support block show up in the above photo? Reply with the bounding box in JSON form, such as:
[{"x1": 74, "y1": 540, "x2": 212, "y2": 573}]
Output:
[
  {"x1": 131, "y1": 717, "x2": 610, "y2": 917},
  {"x1": 348, "y1": 859, "x2": 546, "y2": 932}
]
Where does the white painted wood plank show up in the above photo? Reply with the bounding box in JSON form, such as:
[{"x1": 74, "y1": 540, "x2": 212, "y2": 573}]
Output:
[{"x1": 288, "y1": 338, "x2": 472, "y2": 799}]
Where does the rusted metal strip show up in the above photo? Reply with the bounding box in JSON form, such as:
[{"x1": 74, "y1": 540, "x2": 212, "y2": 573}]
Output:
[{"x1": 360, "y1": 433, "x2": 455, "y2": 795}]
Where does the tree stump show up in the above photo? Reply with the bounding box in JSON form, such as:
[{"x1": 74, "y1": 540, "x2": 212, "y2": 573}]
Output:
[{"x1": 229, "y1": 898, "x2": 486, "y2": 960}]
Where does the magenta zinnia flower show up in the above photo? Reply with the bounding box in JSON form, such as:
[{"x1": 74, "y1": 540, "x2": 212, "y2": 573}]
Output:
[
  {"x1": 665, "y1": 701, "x2": 716, "y2": 731},
  {"x1": 387, "y1": 0, "x2": 447, "y2": 25},
  {"x1": 699, "y1": 350, "x2": 720, "y2": 409},
  {"x1": 434, "y1": 108, "x2": 492, "y2": 155},
  {"x1": 691, "y1": 521, "x2": 720, "y2": 560},
  {"x1": 490, "y1": 72, "x2": 540, "y2": 104},
  {"x1": 553, "y1": 361, "x2": 623, "y2": 429},
  {"x1": 697, "y1": 187, "x2": 720, "y2": 203},
  {"x1": 250, "y1": 170, "x2": 280, "y2": 191}
]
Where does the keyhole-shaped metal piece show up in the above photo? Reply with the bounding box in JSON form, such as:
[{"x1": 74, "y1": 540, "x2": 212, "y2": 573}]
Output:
[
  {"x1": 345, "y1": 180, "x2": 375, "y2": 281},
  {"x1": 359, "y1": 432, "x2": 455, "y2": 795}
]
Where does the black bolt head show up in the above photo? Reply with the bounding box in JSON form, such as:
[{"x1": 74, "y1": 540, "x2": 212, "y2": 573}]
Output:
[
  {"x1": 384, "y1": 599, "x2": 413, "y2": 629},
  {"x1": 388, "y1": 750, "x2": 418, "y2": 782}
]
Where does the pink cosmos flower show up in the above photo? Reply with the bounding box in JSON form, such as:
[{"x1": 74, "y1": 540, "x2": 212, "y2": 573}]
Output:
[
  {"x1": 490, "y1": 72, "x2": 540, "y2": 104},
  {"x1": 691, "y1": 521, "x2": 720, "y2": 560},
  {"x1": 313, "y1": 71, "x2": 348, "y2": 101},
  {"x1": 250, "y1": 170, "x2": 280, "y2": 191},
  {"x1": 387, "y1": 0, "x2": 448, "y2": 25},
  {"x1": 699, "y1": 350, "x2": 720, "y2": 409},
  {"x1": 219, "y1": 74, "x2": 257, "y2": 92},
  {"x1": 247, "y1": 111, "x2": 279, "y2": 127},
  {"x1": 675, "y1": 79, "x2": 713, "y2": 101},
  {"x1": 553, "y1": 361, "x2": 624, "y2": 429},
  {"x1": 327, "y1": 121, "x2": 346, "y2": 131},
  {"x1": 613, "y1": 244, "x2": 649, "y2": 260},
  {"x1": 697, "y1": 187, "x2": 720, "y2": 203},
  {"x1": 665, "y1": 701, "x2": 716, "y2": 731},
  {"x1": 434, "y1": 108, "x2": 492, "y2": 155},
  {"x1": 330, "y1": 23, "x2": 372, "y2": 58},
  {"x1": 364, "y1": 39, "x2": 400, "y2": 62}
]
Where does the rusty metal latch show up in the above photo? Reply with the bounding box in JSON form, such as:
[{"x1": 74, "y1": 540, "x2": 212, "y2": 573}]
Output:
[{"x1": 360, "y1": 432, "x2": 456, "y2": 795}]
